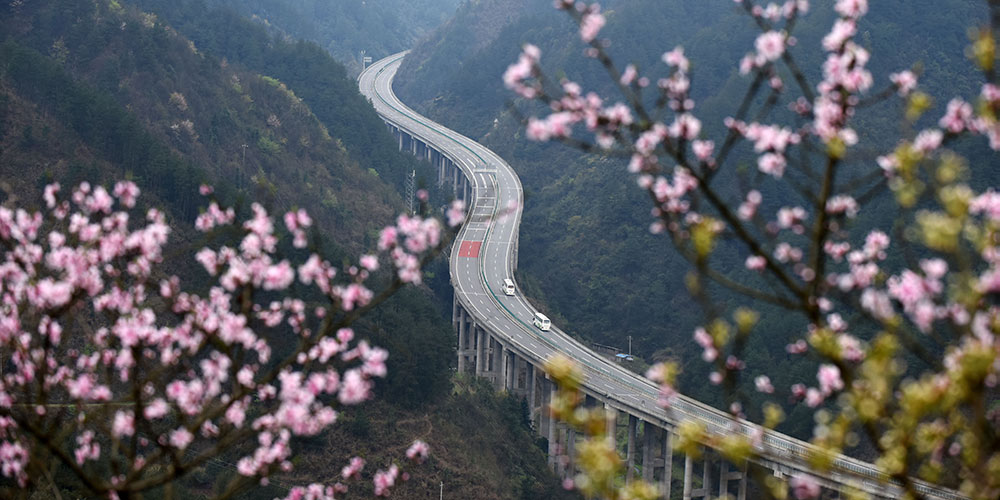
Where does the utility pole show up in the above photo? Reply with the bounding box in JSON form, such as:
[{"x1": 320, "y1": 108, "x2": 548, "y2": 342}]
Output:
[
  {"x1": 439, "y1": 481, "x2": 443, "y2": 500},
  {"x1": 628, "y1": 335, "x2": 632, "y2": 356}
]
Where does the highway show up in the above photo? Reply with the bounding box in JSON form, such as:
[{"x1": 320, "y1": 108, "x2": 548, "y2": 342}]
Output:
[{"x1": 358, "y1": 51, "x2": 964, "y2": 500}]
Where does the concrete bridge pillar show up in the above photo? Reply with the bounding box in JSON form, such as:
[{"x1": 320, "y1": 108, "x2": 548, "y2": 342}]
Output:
[
  {"x1": 547, "y1": 378, "x2": 557, "y2": 468},
  {"x1": 398, "y1": 130, "x2": 404, "y2": 151},
  {"x1": 604, "y1": 403, "x2": 617, "y2": 449},
  {"x1": 717, "y1": 460, "x2": 747, "y2": 500},
  {"x1": 457, "y1": 307, "x2": 467, "y2": 373},
  {"x1": 475, "y1": 327, "x2": 485, "y2": 376},
  {"x1": 452, "y1": 162, "x2": 459, "y2": 197},
  {"x1": 662, "y1": 429, "x2": 674, "y2": 498},
  {"x1": 527, "y1": 363, "x2": 537, "y2": 426},
  {"x1": 500, "y1": 344, "x2": 509, "y2": 391},
  {"x1": 682, "y1": 454, "x2": 693, "y2": 500},
  {"x1": 626, "y1": 414, "x2": 638, "y2": 484},
  {"x1": 642, "y1": 421, "x2": 655, "y2": 483},
  {"x1": 700, "y1": 456, "x2": 712, "y2": 499}
]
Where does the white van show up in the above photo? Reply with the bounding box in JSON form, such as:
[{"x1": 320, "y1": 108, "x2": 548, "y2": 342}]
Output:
[
  {"x1": 533, "y1": 312, "x2": 551, "y2": 331},
  {"x1": 502, "y1": 278, "x2": 516, "y2": 296}
]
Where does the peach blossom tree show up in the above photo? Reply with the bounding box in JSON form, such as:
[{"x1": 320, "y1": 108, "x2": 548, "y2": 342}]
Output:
[
  {"x1": 508, "y1": 1, "x2": 1000, "y2": 499},
  {"x1": 0, "y1": 181, "x2": 459, "y2": 499}
]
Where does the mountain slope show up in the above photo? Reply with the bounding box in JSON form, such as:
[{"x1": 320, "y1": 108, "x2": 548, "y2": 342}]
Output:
[{"x1": 0, "y1": 1, "x2": 575, "y2": 497}]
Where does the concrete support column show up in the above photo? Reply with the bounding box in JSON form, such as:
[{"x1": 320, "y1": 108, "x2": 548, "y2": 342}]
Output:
[
  {"x1": 398, "y1": 131, "x2": 404, "y2": 151},
  {"x1": 604, "y1": 403, "x2": 617, "y2": 449},
  {"x1": 662, "y1": 430, "x2": 674, "y2": 498},
  {"x1": 511, "y1": 355, "x2": 520, "y2": 392},
  {"x1": 719, "y1": 461, "x2": 728, "y2": 499},
  {"x1": 452, "y1": 163, "x2": 459, "y2": 197},
  {"x1": 642, "y1": 422, "x2": 655, "y2": 483},
  {"x1": 451, "y1": 295, "x2": 458, "y2": 327},
  {"x1": 527, "y1": 363, "x2": 537, "y2": 426},
  {"x1": 719, "y1": 462, "x2": 747, "y2": 500},
  {"x1": 604, "y1": 403, "x2": 618, "y2": 490},
  {"x1": 626, "y1": 414, "x2": 637, "y2": 484},
  {"x1": 509, "y1": 353, "x2": 517, "y2": 390},
  {"x1": 458, "y1": 308, "x2": 467, "y2": 373},
  {"x1": 737, "y1": 469, "x2": 747, "y2": 500},
  {"x1": 547, "y1": 379, "x2": 557, "y2": 468},
  {"x1": 487, "y1": 336, "x2": 503, "y2": 390},
  {"x1": 475, "y1": 327, "x2": 485, "y2": 376},
  {"x1": 682, "y1": 454, "x2": 693, "y2": 500},
  {"x1": 457, "y1": 311, "x2": 466, "y2": 374},
  {"x1": 500, "y1": 344, "x2": 509, "y2": 391},
  {"x1": 700, "y1": 457, "x2": 711, "y2": 498}
]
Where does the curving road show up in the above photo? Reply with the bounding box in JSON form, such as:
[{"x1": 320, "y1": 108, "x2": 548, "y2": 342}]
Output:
[{"x1": 358, "y1": 51, "x2": 963, "y2": 500}]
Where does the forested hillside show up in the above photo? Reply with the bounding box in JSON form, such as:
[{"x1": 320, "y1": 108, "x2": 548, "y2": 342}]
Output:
[
  {"x1": 394, "y1": 0, "x2": 990, "y2": 434},
  {"x1": 184, "y1": 0, "x2": 462, "y2": 72},
  {"x1": 0, "y1": 0, "x2": 575, "y2": 497}
]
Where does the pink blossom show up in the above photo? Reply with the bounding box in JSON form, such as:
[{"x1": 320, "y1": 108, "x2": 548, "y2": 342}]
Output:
[
  {"x1": 692, "y1": 140, "x2": 714, "y2": 162},
  {"x1": 341, "y1": 456, "x2": 365, "y2": 479},
  {"x1": 863, "y1": 230, "x2": 890, "y2": 258},
  {"x1": 913, "y1": 129, "x2": 943, "y2": 153},
  {"x1": 693, "y1": 327, "x2": 718, "y2": 362},
  {"x1": 786, "y1": 340, "x2": 808, "y2": 354},
  {"x1": 503, "y1": 45, "x2": 540, "y2": 98},
  {"x1": 406, "y1": 440, "x2": 429, "y2": 463},
  {"x1": 790, "y1": 474, "x2": 822, "y2": 499},
  {"x1": 338, "y1": 369, "x2": 371, "y2": 405},
  {"x1": 817, "y1": 364, "x2": 844, "y2": 395},
  {"x1": 738, "y1": 190, "x2": 761, "y2": 221},
  {"x1": 113, "y1": 181, "x2": 140, "y2": 208},
  {"x1": 373, "y1": 464, "x2": 399, "y2": 496},
  {"x1": 169, "y1": 428, "x2": 194, "y2": 450},
  {"x1": 754, "y1": 31, "x2": 786, "y2": 62},
  {"x1": 669, "y1": 114, "x2": 701, "y2": 140},
  {"x1": 745, "y1": 255, "x2": 766, "y2": 271},
  {"x1": 939, "y1": 98, "x2": 973, "y2": 133},
  {"x1": 447, "y1": 200, "x2": 466, "y2": 227},
  {"x1": 805, "y1": 387, "x2": 824, "y2": 407},
  {"x1": 579, "y1": 10, "x2": 606, "y2": 42},
  {"x1": 112, "y1": 411, "x2": 135, "y2": 438},
  {"x1": 43, "y1": 183, "x2": 60, "y2": 209},
  {"x1": 755, "y1": 375, "x2": 774, "y2": 393},
  {"x1": 619, "y1": 64, "x2": 637, "y2": 85},
  {"x1": 825, "y1": 195, "x2": 858, "y2": 217},
  {"x1": 662, "y1": 46, "x2": 690, "y2": 72},
  {"x1": 144, "y1": 398, "x2": 169, "y2": 420},
  {"x1": 757, "y1": 153, "x2": 786, "y2": 177},
  {"x1": 890, "y1": 70, "x2": 918, "y2": 96},
  {"x1": 834, "y1": 0, "x2": 867, "y2": 18}
]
